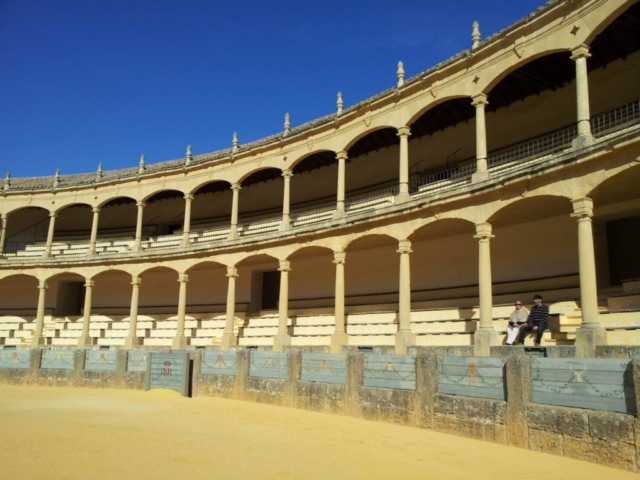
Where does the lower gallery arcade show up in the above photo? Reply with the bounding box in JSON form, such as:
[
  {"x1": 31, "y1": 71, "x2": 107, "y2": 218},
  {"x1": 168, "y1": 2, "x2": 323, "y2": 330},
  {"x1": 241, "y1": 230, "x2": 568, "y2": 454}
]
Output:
[{"x1": 1, "y1": 153, "x2": 639, "y2": 357}]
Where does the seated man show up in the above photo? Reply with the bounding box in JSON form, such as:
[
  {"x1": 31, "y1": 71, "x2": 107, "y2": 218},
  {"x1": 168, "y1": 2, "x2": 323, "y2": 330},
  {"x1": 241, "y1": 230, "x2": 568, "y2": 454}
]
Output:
[
  {"x1": 518, "y1": 294, "x2": 549, "y2": 346},
  {"x1": 506, "y1": 300, "x2": 528, "y2": 345}
]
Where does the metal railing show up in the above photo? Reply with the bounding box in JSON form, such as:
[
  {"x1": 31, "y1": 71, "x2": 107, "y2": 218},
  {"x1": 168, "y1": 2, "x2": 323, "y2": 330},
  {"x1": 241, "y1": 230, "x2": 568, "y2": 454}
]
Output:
[{"x1": 4, "y1": 98, "x2": 640, "y2": 260}]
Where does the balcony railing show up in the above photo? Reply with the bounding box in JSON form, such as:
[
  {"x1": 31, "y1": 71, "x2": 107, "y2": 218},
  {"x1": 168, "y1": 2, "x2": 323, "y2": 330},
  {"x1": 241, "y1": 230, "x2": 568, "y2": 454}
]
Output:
[{"x1": 4, "y1": 98, "x2": 639, "y2": 260}]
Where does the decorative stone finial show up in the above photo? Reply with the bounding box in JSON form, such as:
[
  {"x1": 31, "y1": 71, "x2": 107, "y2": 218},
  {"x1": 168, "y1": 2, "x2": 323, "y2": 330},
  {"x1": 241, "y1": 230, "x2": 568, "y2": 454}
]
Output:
[
  {"x1": 232, "y1": 132, "x2": 239, "y2": 153},
  {"x1": 185, "y1": 145, "x2": 192, "y2": 166},
  {"x1": 284, "y1": 113, "x2": 291, "y2": 136},
  {"x1": 397, "y1": 61, "x2": 405, "y2": 87},
  {"x1": 96, "y1": 163, "x2": 103, "y2": 181},
  {"x1": 337, "y1": 92, "x2": 344, "y2": 115},
  {"x1": 472, "y1": 21, "x2": 481, "y2": 49},
  {"x1": 53, "y1": 169, "x2": 60, "y2": 188},
  {"x1": 138, "y1": 154, "x2": 146, "y2": 174},
  {"x1": 3, "y1": 172, "x2": 10, "y2": 191}
]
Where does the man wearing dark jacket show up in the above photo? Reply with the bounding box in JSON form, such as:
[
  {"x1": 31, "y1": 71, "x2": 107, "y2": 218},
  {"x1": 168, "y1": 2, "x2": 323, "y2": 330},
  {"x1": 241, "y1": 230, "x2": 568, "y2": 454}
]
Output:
[{"x1": 518, "y1": 294, "x2": 549, "y2": 346}]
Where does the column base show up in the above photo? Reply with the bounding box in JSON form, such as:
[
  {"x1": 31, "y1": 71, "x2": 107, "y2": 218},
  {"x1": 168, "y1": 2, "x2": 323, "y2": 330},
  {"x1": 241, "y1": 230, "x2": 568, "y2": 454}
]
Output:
[
  {"x1": 473, "y1": 328, "x2": 499, "y2": 356},
  {"x1": 395, "y1": 192, "x2": 410, "y2": 204},
  {"x1": 180, "y1": 237, "x2": 191, "y2": 248},
  {"x1": 329, "y1": 331, "x2": 349, "y2": 353},
  {"x1": 279, "y1": 219, "x2": 291, "y2": 232},
  {"x1": 394, "y1": 330, "x2": 416, "y2": 354},
  {"x1": 122, "y1": 335, "x2": 139, "y2": 350},
  {"x1": 273, "y1": 333, "x2": 291, "y2": 352},
  {"x1": 332, "y1": 209, "x2": 346, "y2": 220},
  {"x1": 132, "y1": 241, "x2": 142, "y2": 253},
  {"x1": 77, "y1": 335, "x2": 93, "y2": 349},
  {"x1": 227, "y1": 231, "x2": 239, "y2": 241},
  {"x1": 571, "y1": 133, "x2": 594, "y2": 150},
  {"x1": 471, "y1": 169, "x2": 490, "y2": 184},
  {"x1": 220, "y1": 332, "x2": 238, "y2": 351},
  {"x1": 30, "y1": 335, "x2": 46, "y2": 349},
  {"x1": 172, "y1": 335, "x2": 188, "y2": 349},
  {"x1": 575, "y1": 324, "x2": 607, "y2": 358}
]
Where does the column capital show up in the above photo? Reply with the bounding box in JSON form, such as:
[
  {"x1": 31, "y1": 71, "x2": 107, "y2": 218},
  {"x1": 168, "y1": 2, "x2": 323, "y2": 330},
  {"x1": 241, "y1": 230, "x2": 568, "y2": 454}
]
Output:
[
  {"x1": 91, "y1": 207, "x2": 101, "y2": 214},
  {"x1": 474, "y1": 222, "x2": 494, "y2": 240},
  {"x1": 178, "y1": 273, "x2": 189, "y2": 283},
  {"x1": 571, "y1": 197, "x2": 593, "y2": 219},
  {"x1": 396, "y1": 126, "x2": 411, "y2": 138},
  {"x1": 333, "y1": 251, "x2": 346, "y2": 265},
  {"x1": 131, "y1": 276, "x2": 142, "y2": 286},
  {"x1": 231, "y1": 182, "x2": 242, "y2": 191},
  {"x1": 183, "y1": 193, "x2": 194, "y2": 201},
  {"x1": 281, "y1": 169, "x2": 293, "y2": 179},
  {"x1": 49, "y1": 211, "x2": 58, "y2": 219},
  {"x1": 226, "y1": 266, "x2": 239, "y2": 278},
  {"x1": 471, "y1": 93, "x2": 489, "y2": 108},
  {"x1": 38, "y1": 280, "x2": 48, "y2": 290},
  {"x1": 336, "y1": 151, "x2": 348, "y2": 161},
  {"x1": 570, "y1": 44, "x2": 591, "y2": 61},
  {"x1": 1, "y1": 213, "x2": 7, "y2": 220},
  {"x1": 278, "y1": 260, "x2": 291, "y2": 272},
  {"x1": 397, "y1": 239, "x2": 412, "y2": 255},
  {"x1": 136, "y1": 201, "x2": 146, "y2": 208},
  {"x1": 85, "y1": 279, "x2": 94, "y2": 289}
]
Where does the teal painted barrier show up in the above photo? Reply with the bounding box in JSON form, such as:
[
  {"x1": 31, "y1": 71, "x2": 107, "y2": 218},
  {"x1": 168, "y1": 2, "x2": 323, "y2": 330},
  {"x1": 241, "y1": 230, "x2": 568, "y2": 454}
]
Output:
[
  {"x1": 301, "y1": 353, "x2": 346, "y2": 384},
  {"x1": 249, "y1": 351, "x2": 287, "y2": 379},
  {"x1": 85, "y1": 350, "x2": 118, "y2": 372},
  {"x1": 437, "y1": 356, "x2": 506, "y2": 400},
  {"x1": 201, "y1": 351, "x2": 237, "y2": 376},
  {"x1": 127, "y1": 351, "x2": 149, "y2": 372},
  {"x1": 0, "y1": 350, "x2": 31, "y2": 369},
  {"x1": 41, "y1": 350, "x2": 76, "y2": 370},
  {"x1": 146, "y1": 352, "x2": 190, "y2": 396},
  {"x1": 532, "y1": 358, "x2": 635, "y2": 414},
  {"x1": 364, "y1": 354, "x2": 416, "y2": 390}
]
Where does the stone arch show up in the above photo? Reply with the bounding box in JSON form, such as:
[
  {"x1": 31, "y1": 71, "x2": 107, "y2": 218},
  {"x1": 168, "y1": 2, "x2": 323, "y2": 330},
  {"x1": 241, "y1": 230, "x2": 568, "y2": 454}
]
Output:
[
  {"x1": 138, "y1": 265, "x2": 180, "y2": 276},
  {"x1": 234, "y1": 252, "x2": 280, "y2": 267},
  {"x1": 583, "y1": 0, "x2": 639, "y2": 46},
  {"x1": 53, "y1": 201, "x2": 93, "y2": 215},
  {"x1": 97, "y1": 195, "x2": 138, "y2": 209},
  {"x1": 409, "y1": 217, "x2": 477, "y2": 241},
  {"x1": 142, "y1": 188, "x2": 185, "y2": 203},
  {"x1": 0, "y1": 272, "x2": 39, "y2": 283},
  {"x1": 185, "y1": 259, "x2": 228, "y2": 272},
  {"x1": 487, "y1": 194, "x2": 574, "y2": 228},
  {"x1": 238, "y1": 167, "x2": 283, "y2": 187},
  {"x1": 405, "y1": 95, "x2": 472, "y2": 130},
  {"x1": 289, "y1": 150, "x2": 337, "y2": 173},
  {"x1": 588, "y1": 162, "x2": 640, "y2": 208},
  {"x1": 189, "y1": 179, "x2": 232, "y2": 197},
  {"x1": 44, "y1": 270, "x2": 88, "y2": 282},
  {"x1": 0, "y1": 274, "x2": 41, "y2": 320},
  {"x1": 286, "y1": 245, "x2": 334, "y2": 260},
  {"x1": 5, "y1": 204, "x2": 51, "y2": 216},
  {"x1": 2, "y1": 206, "x2": 51, "y2": 256},
  {"x1": 344, "y1": 232, "x2": 398, "y2": 251},
  {"x1": 340, "y1": 126, "x2": 398, "y2": 154}
]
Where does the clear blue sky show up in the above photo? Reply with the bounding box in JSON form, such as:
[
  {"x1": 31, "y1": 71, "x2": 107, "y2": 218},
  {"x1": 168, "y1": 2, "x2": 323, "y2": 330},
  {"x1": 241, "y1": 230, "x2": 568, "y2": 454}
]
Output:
[{"x1": 0, "y1": 0, "x2": 545, "y2": 178}]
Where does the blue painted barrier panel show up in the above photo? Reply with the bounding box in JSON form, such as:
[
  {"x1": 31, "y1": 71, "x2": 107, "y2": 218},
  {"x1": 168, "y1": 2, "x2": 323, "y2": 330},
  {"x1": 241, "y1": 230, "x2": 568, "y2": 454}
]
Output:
[
  {"x1": 0, "y1": 350, "x2": 31, "y2": 369},
  {"x1": 249, "y1": 351, "x2": 287, "y2": 379},
  {"x1": 531, "y1": 358, "x2": 635, "y2": 414},
  {"x1": 41, "y1": 350, "x2": 76, "y2": 370},
  {"x1": 201, "y1": 351, "x2": 237, "y2": 376},
  {"x1": 437, "y1": 356, "x2": 506, "y2": 401},
  {"x1": 146, "y1": 352, "x2": 190, "y2": 396},
  {"x1": 127, "y1": 351, "x2": 149, "y2": 372},
  {"x1": 364, "y1": 354, "x2": 416, "y2": 390},
  {"x1": 84, "y1": 350, "x2": 118, "y2": 372},
  {"x1": 301, "y1": 353, "x2": 346, "y2": 384}
]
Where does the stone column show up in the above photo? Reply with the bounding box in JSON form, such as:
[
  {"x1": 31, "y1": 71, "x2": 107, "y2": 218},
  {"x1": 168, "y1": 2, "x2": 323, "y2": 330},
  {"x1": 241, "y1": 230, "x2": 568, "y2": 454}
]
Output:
[
  {"x1": 43, "y1": 212, "x2": 57, "y2": 258},
  {"x1": 0, "y1": 213, "x2": 7, "y2": 256},
  {"x1": 221, "y1": 266, "x2": 239, "y2": 350},
  {"x1": 78, "y1": 279, "x2": 94, "y2": 348},
  {"x1": 133, "y1": 201, "x2": 145, "y2": 252},
  {"x1": 172, "y1": 273, "x2": 189, "y2": 349},
  {"x1": 471, "y1": 94, "x2": 490, "y2": 183},
  {"x1": 180, "y1": 194, "x2": 194, "y2": 248},
  {"x1": 228, "y1": 183, "x2": 241, "y2": 240},
  {"x1": 395, "y1": 239, "x2": 416, "y2": 354},
  {"x1": 31, "y1": 280, "x2": 48, "y2": 348},
  {"x1": 274, "y1": 260, "x2": 291, "y2": 352},
  {"x1": 572, "y1": 198, "x2": 607, "y2": 357},
  {"x1": 88, "y1": 207, "x2": 100, "y2": 255},
  {"x1": 123, "y1": 275, "x2": 141, "y2": 350},
  {"x1": 330, "y1": 251, "x2": 348, "y2": 353},
  {"x1": 474, "y1": 223, "x2": 498, "y2": 356},
  {"x1": 333, "y1": 151, "x2": 347, "y2": 219},
  {"x1": 571, "y1": 44, "x2": 594, "y2": 148},
  {"x1": 397, "y1": 126, "x2": 411, "y2": 203},
  {"x1": 280, "y1": 169, "x2": 293, "y2": 231}
]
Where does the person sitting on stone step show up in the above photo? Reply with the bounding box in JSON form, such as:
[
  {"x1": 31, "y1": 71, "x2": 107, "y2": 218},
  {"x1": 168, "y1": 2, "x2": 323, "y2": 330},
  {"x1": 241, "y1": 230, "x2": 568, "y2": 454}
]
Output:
[
  {"x1": 506, "y1": 300, "x2": 528, "y2": 345},
  {"x1": 518, "y1": 294, "x2": 549, "y2": 346}
]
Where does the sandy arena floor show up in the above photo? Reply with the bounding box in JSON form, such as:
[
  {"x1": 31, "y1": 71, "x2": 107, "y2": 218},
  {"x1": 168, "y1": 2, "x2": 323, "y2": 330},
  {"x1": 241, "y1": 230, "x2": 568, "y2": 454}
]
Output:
[{"x1": 0, "y1": 385, "x2": 636, "y2": 480}]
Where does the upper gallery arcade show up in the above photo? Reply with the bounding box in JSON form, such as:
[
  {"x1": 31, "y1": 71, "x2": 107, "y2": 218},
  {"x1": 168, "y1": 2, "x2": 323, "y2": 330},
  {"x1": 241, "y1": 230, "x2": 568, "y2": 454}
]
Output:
[{"x1": 0, "y1": 0, "x2": 639, "y2": 357}]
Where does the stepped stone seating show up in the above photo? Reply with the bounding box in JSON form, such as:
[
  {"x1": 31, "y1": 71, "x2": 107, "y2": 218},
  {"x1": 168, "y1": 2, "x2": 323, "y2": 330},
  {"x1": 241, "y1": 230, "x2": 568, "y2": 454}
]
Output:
[{"x1": 0, "y1": 314, "x2": 42, "y2": 347}]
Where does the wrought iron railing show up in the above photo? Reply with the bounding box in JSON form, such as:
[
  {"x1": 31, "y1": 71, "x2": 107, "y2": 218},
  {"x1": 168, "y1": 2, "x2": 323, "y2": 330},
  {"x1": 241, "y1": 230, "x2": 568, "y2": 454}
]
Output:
[{"x1": 592, "y1": 99, "x2": 640, "y2": 138}]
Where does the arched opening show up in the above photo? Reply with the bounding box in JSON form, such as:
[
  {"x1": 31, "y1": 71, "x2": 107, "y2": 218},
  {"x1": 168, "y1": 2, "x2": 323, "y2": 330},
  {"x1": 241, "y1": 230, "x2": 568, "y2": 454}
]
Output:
[
  {"x1": 238, "y1": 168, "x2": 284, "y2": 237},
  {"x1": 288, "y1": 246, "x2": 335, "y2": 307},
  {"x1": 138, "y1": 266, "x2": 180, "y2": 346},
  {"x1": 2, "y1": 206, "x2": 50, "y2": 257},
  {"x1": 53, "y1": 204, "x2": 93, "y2": 252},
  {"x1": 142, "y1": 190, "x2": 185, "y2": 249},
  {"x1": 589, "y1": 165, "x2": 640, "y2": 286},
  {"x1": 95, "y1": 197, "x2": 138, "y2": 254},
  {"x1": 38, "y1": 271, "x2": 88, "y2": 346},
  {"x1": 189, "y1": 181, "x2": 233, "y2": 245},
  {"x1": 0, "y1": 274, "x2": 39, "y2": 346}
]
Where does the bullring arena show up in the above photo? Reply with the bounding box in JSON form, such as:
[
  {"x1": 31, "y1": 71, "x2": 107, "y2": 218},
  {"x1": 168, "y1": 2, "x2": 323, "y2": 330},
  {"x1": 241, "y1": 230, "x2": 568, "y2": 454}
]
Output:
[{"x1": 1, "y1": 0, "x2": 640, "y2": 477}]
